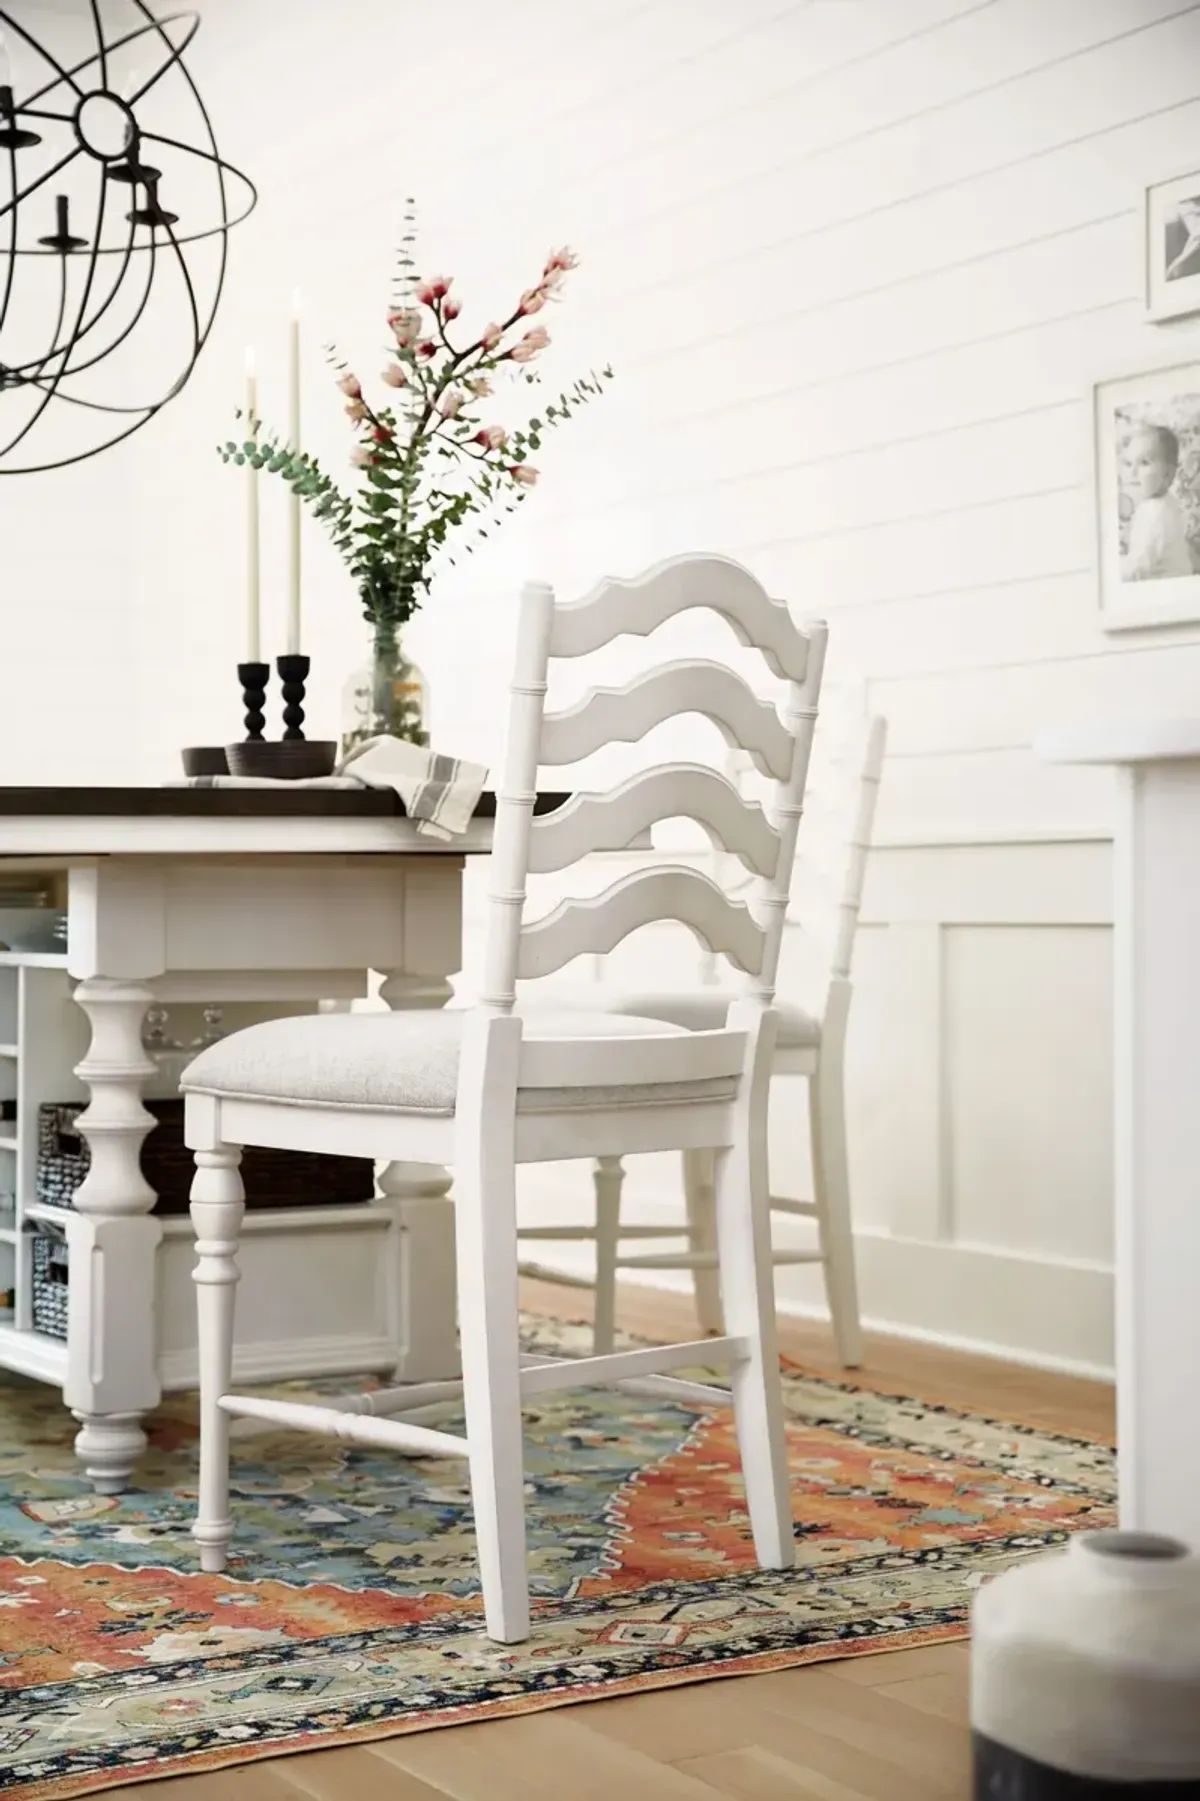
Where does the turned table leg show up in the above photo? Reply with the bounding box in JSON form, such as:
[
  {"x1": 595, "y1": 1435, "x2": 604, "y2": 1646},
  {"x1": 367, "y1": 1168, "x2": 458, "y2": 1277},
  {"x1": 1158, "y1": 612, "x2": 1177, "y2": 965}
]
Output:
[
  {"x1": 64, "y1": 977, "x2": 162, "y2": 1493},
  {"x1": 378, "y1": 970, "x2": 460, "y2": 1382}
]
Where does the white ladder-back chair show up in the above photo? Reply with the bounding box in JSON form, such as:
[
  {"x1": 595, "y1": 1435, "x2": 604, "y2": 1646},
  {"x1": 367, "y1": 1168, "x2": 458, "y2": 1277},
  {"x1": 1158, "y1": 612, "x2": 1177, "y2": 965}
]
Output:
[
  {"x1": 182, "y1": 552, "x2": 827, "y2": 1644},
  {"x1": 519, "y1": 713, "x2": 887, "y2": 1368}
]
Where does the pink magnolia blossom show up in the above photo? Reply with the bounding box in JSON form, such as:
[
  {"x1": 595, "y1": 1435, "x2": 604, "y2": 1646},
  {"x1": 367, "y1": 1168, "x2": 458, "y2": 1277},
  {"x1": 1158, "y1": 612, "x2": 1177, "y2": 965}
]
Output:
[
  {"x1": 336, "y1": 372, "x2": 361, "y2": 398},
  {"x1": 519, "y1": 286, "x2": 546, "y2": 315},
  {"x1": 350, "y1": 446, "x2": 375, "y2": 467},
  {"x1": 380, "y1": 364, "x2": 408, "y2": 388},
  {"x1": 344, "y1": 399, "x2": 368, "y2": 421},
  {"x1": 388, "y1": 307, "x2": 423, "y2": 346},
  {"x1": 438, "y1": 389, "x2": 465, "y2": 418},
  {"x1": 509, "y1": 325, "x2": 550, "y2": 363},
  {"x1": 466, "y1": 375, "x2": 493, "y2": 398},
  {"x1": 372, "y1": 423, "x2": 394, "y2": 444},
  {"x1": 415, "y1": 274, "x2": 452, "y2": 305},
  {"x1": 510, "y1": 464, "x2": 539, "y2": 486},
  {"x1": 416, "y1": 340, "x2": 436, "y2": 360},
  {"x1": 545, "y1": 246, "x2": 578, "y2": 274},
  {"x1": 480, "y1": 321, "x2": 503, "y2": 352},
  {"x1": 475, "y1": 424, "x2": 508, "y2": 449},
  {"x1": 443, "y1": 294, "x2": 463, "y2": 320}
]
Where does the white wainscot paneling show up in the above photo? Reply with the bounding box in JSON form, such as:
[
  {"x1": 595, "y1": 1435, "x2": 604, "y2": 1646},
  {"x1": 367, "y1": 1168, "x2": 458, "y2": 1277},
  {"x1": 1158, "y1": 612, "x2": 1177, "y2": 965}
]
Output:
[
  {"x1": 944, "y1": 923, "x2": 1113, "y2": 1264},
  {"x1": 776, "y1": 835, "x2": 1116, "y2": 1374}
]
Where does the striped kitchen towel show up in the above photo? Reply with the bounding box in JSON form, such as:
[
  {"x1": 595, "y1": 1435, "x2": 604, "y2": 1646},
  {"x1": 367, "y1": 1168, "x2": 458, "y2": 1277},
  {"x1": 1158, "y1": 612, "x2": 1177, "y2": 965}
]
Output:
[
  {"x1": 182, "y1": 737, "x2": 488, "y2": 841},
  {"x1": 338, "y1": 735, "x2": 487, "y2": 840}
]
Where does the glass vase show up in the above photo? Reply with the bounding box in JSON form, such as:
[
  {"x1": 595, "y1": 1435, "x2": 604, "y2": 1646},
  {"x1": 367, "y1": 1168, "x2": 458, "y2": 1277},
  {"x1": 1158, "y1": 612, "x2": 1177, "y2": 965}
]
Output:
[{"x1": 340, "y1": 623, "x2": 429, "y2": 756}]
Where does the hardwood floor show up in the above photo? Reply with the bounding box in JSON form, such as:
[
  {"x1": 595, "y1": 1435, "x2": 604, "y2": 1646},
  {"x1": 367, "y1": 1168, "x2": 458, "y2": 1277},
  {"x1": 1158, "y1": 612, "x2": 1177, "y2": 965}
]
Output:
[{"x1": 109, "y1": 1281, "x2": 1115, "y2": 1801}]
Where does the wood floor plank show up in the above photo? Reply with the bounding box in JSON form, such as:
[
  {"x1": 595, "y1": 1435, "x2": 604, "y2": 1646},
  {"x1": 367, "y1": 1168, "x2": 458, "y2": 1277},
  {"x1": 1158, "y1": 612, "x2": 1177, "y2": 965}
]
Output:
[
  {"x1": 283, "y1": 1744, "x2": 451, "y2": 1800},
  {"x1": 675, "y1": 1745, "x2": 879, "y2": 1801},
  {"x1": 874, "y1": 1667, "x2": 970, "y2": 1724},
  {"x1": 746, "y1": 1667, "x2": 970, "y2": 1793},
  {"x1": 829, "y1": 1641, "x2": 969, "y2": 1687},
  {"x1": 577, "y1": 1680, "x2": 945, "y2": 1801},
  {"x1": 571, "y1": 1677, "x2": 777, "y2": 1762},
  {"x1": 117, "y1": 1767, "x2": 310, "y2": 1800},
  {"x1": 375, "y1": 1710, "x2": 725, "y2": 1800}
]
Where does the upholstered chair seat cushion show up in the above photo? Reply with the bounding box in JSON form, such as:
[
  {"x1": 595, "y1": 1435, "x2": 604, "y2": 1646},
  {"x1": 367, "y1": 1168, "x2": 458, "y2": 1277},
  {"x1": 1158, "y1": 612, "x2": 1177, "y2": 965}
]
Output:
[
  {"x1": 600, "y1": 989, "x2": 822, "y2": 1048},
  {"x1": 181, "y1": 1008, "x2": 737, "y2": 1116}
]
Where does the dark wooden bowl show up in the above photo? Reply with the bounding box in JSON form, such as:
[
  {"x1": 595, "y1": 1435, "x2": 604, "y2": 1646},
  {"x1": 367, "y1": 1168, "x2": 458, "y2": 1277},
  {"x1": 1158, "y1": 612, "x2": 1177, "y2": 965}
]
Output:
[
  {"x1": 225, "y1": 740, "x2": 338, "y2": 780},
  {"x1": 181, "y1": 746, "x2": 229, "y2": 777}
]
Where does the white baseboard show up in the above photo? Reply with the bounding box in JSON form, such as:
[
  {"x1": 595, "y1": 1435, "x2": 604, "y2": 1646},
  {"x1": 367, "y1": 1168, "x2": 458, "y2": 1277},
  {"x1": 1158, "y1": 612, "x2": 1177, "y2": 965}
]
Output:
[{"x1": 517, "y1": 1201, "x2": 1116, "y2": 1382}]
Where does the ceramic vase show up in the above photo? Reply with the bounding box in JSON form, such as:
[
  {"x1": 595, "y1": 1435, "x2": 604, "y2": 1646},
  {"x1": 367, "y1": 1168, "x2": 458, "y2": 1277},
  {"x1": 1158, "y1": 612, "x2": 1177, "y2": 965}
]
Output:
[{"x1": 970, "y1": 1529, "x2": 1200, "y2": 1795}]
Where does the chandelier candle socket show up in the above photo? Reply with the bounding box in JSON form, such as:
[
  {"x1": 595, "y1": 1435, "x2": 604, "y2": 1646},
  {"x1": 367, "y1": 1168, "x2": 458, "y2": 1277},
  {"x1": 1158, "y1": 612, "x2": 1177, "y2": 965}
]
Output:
[{"x1": 219, "y1": 201, "x2": 612, "y2": 748}]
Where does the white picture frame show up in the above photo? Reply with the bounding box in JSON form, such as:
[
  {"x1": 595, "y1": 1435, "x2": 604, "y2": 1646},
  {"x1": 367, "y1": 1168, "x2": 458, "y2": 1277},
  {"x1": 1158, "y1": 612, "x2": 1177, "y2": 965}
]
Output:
[
  {"x1": 1145, "y1": 167, "x2": 1200, "y2": 323},
  {"x1": 1091, "y1": 347, "x2": 1200, "y2": 633}
]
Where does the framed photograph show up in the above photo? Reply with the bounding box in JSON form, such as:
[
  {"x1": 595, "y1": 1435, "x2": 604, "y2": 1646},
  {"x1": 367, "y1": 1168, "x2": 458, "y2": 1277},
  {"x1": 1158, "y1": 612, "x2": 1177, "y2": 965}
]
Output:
[
  {"x1": 1092, "y1": 350, "x2": 1200, "y2": 632},
  {"x1": 1145, "y1": 168, "x2": 1200, "y2": 322}
]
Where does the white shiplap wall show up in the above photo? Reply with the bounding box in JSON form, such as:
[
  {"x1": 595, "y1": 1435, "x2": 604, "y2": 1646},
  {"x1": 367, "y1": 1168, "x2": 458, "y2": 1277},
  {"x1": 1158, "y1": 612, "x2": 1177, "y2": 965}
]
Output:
[{"x1": 119, "y1": 0, "x2": 1200, "y2": 1370}]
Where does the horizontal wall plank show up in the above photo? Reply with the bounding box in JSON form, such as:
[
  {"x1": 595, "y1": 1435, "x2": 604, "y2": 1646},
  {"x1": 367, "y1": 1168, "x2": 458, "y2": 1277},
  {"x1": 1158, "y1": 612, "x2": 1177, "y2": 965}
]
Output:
[
  {"x1": 861, "y1": 839, "x2": 1113, "y2": 926},
  {"x1": 874, "y1": 640, "x2": 1200, "y2": 756},
  {"x1": 874, "y1": 748, "x2": 1116, "y2": 837}
]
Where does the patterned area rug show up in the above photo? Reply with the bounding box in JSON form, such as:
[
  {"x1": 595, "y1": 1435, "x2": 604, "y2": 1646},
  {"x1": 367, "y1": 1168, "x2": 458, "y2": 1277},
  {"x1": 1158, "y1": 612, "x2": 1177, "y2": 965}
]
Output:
[{"x1": 0, "y1": 1321, "x2": 1114, "y2": 1799}]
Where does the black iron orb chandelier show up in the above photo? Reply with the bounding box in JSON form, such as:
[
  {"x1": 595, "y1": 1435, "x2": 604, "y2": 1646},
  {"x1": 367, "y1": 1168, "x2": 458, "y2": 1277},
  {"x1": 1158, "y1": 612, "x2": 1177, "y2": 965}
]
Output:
[{"x1": 0, "y1": 1, "x2": 255, "y2": 473}]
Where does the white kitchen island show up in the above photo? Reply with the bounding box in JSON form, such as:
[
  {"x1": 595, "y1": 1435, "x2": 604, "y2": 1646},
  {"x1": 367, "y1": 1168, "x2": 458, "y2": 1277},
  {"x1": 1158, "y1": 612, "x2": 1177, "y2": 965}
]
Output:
[
  {"x1": 1038, "y1": 721, "x2": 1200, "y2": 1547},
  {"x1": 0, "y1": 784, "x2": 562, "y2": 1495}
]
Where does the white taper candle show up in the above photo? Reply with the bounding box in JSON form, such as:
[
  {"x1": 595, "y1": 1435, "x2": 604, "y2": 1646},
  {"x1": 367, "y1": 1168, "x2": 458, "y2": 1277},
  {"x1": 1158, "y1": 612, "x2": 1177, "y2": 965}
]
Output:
[
  {"x1": 286, "y1": 290, "x2": 302, "y2": 655},
  {"x1": 245, "y1": 345, "x2": 261, "y2": 663}
]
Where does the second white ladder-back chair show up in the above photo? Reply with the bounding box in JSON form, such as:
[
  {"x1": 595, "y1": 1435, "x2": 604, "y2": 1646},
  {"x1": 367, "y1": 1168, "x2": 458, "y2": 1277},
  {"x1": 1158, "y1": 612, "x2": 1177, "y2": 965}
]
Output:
[
  {"x1": 182, "y1": 552, "x2": 827, "y2": 1644},
  {"x1": 519, "y1": 713, "x2": 887, "y2": 1367}
]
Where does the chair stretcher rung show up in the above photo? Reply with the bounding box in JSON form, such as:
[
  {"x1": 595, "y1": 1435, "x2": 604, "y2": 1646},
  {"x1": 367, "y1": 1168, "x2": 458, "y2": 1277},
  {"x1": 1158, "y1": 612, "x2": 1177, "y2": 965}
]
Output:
[
  {"x1": 770, "y1": 1196, "x2": 818, "y2": 1217},
  {"x1": 616, "y1": 1373, "x2": 732, "y2": 1407},
  {"x1": 518, "y1": 1261, "x2": 596, "y2": 1288},
  {"x1": 517, "y1": 1224, "x2": 682, "y2": 1241},
  {"x1": 217, "y1": 1394, "x2": 467, "y2": 1457},
  {"x1": 616, "y1": 1250, "x2": 722, "y2": 1270},
  {"x1": 518, "y1": 1336, "x2": 747, "y2": 1394},
  {"x1": 315, "y1": 1378, "x2": 466, "y2": 1416}
]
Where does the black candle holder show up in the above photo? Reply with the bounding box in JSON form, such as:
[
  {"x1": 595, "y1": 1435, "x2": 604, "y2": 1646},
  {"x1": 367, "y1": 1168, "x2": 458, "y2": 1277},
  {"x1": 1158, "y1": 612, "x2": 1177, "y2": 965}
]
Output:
[
  {"x1": 237, "y1": 662, "x2": 269, "y2": 741},
  {"x1": 277, "y1": 653, "x2": 310, "y2": 741}
]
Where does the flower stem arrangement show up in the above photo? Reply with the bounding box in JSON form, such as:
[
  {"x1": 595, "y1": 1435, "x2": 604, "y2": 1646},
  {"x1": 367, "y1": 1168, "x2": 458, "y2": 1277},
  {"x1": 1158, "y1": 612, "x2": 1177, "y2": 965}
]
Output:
[{"x1": 219, "y1": 202, "x2": 613, "y2": 748}]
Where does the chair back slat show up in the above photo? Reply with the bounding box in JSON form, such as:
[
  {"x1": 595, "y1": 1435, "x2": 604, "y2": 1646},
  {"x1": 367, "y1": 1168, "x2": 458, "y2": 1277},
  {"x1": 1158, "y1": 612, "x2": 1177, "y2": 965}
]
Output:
[
  {"x1": 528, "y1": 764, "x2": 781, "y2": 877},
  {"x1": 549, "y1": 553, "x2": 813, "y2": 681},
  {"x1": 539, "y1": 659, "x2": 796, "y2": 776},
  {"x1": 518, "y1": 866, "x2": 766, "y2": 981},
  {"x1": 481, "y1": 554, "x2": 827, "y2": 1012}
]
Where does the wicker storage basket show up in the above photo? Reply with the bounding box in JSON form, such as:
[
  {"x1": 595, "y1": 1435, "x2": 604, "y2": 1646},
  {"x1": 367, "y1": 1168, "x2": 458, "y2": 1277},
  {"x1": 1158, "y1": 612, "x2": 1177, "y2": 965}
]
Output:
[
  {"x1": 36, "y1": 1100, "x2": 375, "y2": 1216},
  {"x1": 31, "y1": 1223, "x2": 69, "y2": 1339}
]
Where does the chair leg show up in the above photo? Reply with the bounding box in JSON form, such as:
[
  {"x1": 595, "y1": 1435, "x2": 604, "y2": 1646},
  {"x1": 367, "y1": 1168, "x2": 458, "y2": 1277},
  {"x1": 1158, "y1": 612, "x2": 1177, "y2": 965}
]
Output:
[
  {"x1": 592, "y1": 1155, "x2": 624, "y2": 1354},
  {"x1": 683, "y1": 1148, "x2": 724, "y2": 1336},
  {"x1": 809, "y1": 1057, "x2": 864, "y2": 1369},
  {"x1": 190, "y1": 1142, "x2": 245, "y2": 1575},
  {"x1": 455, "y1": 1026, "x2": 530, "y2": 1643},
  {"x1": 713, "y1": 1136, "x2": 794, "y2": 1571}
]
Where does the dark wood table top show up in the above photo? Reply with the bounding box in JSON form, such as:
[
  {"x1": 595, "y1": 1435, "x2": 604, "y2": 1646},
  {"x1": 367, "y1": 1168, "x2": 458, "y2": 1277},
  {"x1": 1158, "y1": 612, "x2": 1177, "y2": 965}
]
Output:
[{"x1": 0, "y1": 788, "x2": 567, "y2": 819}]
